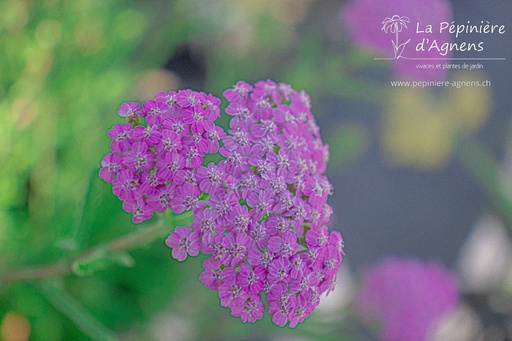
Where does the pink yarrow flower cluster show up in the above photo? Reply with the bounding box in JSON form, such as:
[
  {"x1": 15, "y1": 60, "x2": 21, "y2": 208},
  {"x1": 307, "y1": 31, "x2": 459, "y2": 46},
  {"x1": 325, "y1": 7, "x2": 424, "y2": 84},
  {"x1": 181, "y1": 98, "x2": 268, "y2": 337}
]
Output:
[
  {"x1": 100, "y1": 89, "x2": 224, "y2": 223},
  {"x1": 100, "y1": 80, "x2": 344, "y2": 327},
  {"x1": 355, "y1": 257, "x2": 459, "y2": 341}
]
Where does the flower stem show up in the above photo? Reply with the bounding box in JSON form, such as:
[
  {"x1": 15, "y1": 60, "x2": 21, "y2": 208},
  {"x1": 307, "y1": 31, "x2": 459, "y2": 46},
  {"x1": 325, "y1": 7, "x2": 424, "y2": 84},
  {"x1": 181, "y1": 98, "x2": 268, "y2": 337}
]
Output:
[
  {"x1": 39, "y1": 279, "x2": 118, "y2": 341},
  {"x1": 0, "y1": 212, "x2": 192, "y2": 284}
]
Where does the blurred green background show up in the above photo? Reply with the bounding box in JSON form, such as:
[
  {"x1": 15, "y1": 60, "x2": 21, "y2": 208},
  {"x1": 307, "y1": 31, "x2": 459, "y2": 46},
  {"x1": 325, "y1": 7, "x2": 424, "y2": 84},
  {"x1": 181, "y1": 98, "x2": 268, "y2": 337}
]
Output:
[{"x1": 1, "y1": 0, "x2": 511, "y2": 340}]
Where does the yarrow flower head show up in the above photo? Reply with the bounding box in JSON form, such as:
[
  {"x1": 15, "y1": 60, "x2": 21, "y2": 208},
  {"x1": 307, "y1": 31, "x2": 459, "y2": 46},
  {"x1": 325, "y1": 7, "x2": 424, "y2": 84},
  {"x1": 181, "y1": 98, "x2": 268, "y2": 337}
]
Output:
[
  {"x1": 100, "y1": 80, "x2": 344, "y2": 327},
  {"x1": 355, "y1": 257, "x2": 459, "y2": 341}
]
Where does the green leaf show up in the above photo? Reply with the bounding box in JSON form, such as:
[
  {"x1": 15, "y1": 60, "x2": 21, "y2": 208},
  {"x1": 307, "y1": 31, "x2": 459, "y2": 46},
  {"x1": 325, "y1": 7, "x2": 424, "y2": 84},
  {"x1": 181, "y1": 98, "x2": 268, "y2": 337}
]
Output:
[
  {"x1": 109, "y1": 252, "x2": 136, "y2": 268},
  {"x1": 71, "y1": 249, "x2": 135, "y2": 277},
  {"x1": 71, "y1": 248, "x2": 110, "y2": 277}
]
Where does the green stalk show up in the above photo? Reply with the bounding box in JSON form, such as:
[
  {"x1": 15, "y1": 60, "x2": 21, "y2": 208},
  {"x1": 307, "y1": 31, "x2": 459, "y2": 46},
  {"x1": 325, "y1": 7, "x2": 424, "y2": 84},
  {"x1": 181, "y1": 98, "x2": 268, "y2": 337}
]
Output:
[
  {"x1": 0, "y1": 211, "x2": 192, "y2": 284},
  {"x1": 39, "y1": 280, "x2": 118, "y2": 341}
]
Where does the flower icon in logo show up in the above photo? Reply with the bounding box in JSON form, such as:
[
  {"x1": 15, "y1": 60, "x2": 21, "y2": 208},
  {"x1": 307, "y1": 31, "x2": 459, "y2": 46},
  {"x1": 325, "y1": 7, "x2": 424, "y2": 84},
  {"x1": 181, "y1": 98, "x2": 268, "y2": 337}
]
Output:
[{"x1": 381, "y1": 15, "x2": 411, "y2": 59}]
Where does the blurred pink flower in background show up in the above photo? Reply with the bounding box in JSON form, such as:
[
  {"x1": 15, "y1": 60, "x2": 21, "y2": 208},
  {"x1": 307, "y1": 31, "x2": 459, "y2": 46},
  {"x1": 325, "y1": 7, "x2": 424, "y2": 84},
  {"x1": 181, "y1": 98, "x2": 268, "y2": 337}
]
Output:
[
  {"x1": 340, "y1": 0, "x2": 453, "y2": 80},
  {"x1": 355, "y1": 257, "x2": 459, "y2": 341}
]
